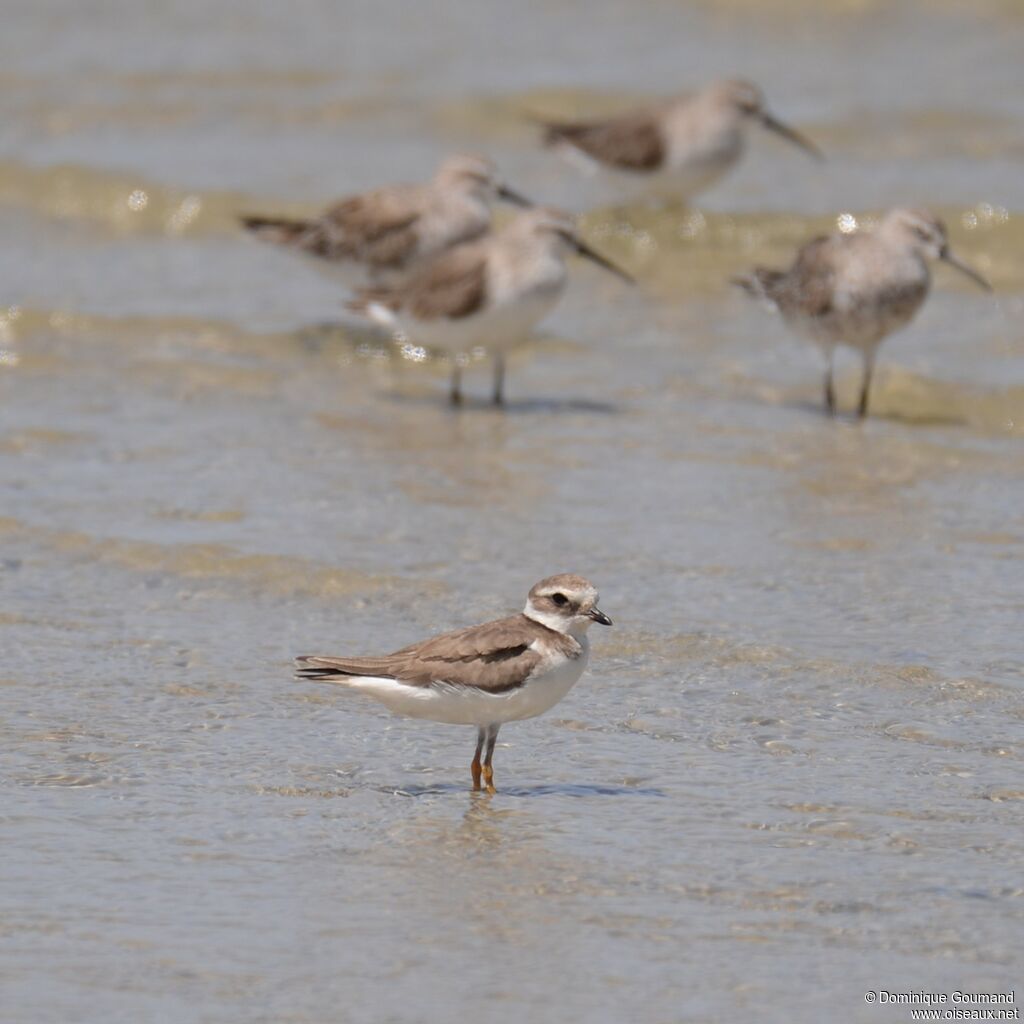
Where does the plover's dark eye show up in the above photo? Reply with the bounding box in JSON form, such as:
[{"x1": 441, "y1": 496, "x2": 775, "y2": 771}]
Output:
[{"x1": 551, "y1": 593, "x2": 569, "y2": 607}]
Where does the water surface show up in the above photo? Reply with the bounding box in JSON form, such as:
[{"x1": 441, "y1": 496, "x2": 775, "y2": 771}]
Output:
[{"x1": 2, "y1": 1, "x2": 1023, "y2": 1021}]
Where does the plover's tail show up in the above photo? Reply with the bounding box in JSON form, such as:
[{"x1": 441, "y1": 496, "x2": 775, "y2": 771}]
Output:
[
  {"x1": 295, "y1": 655, "x2": 396, "y2": 682},
  {"x1": 731, "y1": 268, "x2": 785, "y2": 305},
  {"x1": 239, "y1": 215, "x2": 314, "y2": 246}
]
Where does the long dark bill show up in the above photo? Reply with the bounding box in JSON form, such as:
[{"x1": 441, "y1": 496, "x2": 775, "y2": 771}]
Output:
[
  {"x1": 760, "y1": 112, "x2": 824, "y2": 162},
  {"x1": 573, "y1": 238, "x2": 635, "y2": 285},
  {"x1": 941, "y1": 249, "x2": 992, "y2": 292},
  {"x1": 497, "y1": 184, "x2": 534, "y2": 207}
]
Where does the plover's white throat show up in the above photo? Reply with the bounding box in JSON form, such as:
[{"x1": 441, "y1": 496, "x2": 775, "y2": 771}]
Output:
[
  {"x1": 296, "y1": 574, "x2": 611, "y2": 793},
  {"x1": 734, "y1": 207, "x2": 991, "y2": 418},
  {"x1": 539, "y1": 78, "x2": 821, "y2": 202},
  {"x1": 347, "y1": 206, "x2": 634, "y2": 406},
  {"x1": 240, "y1": 154, "x2": 531, "y2": 285}
]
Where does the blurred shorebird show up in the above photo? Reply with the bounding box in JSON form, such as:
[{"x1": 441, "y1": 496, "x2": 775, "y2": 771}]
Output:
[
  {"x1": 240, "y1": 154, "x2": 531, "y2": 285},
  {"x1": 733, "y1": 208, "x2": 991, "y2": 418},
  {"x1": 296, "y1": 574, "x2": 611, "y2": 793},
  {"x1": 538, "y1": 78, "x2": 822, "y2": 203},
  {"x1": 347, "y1": 206, "x2": 634, "y2": 406}
]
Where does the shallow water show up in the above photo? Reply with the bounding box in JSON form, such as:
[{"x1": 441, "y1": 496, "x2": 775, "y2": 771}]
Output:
[{"x1": 2, "y1": 1, "x2": 1023, "y2": 1022}]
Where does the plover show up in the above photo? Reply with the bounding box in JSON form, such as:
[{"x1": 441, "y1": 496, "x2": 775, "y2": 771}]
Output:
[
  {"x1": 296, "y1": 574, "x2": 611, "y2": 793},
  {"x1": 240, "y1": 154, "x2": 530, "y2": 284},
  {"x1": 733, "y1": 208, "x2": 991, "y2": 418},
  {"x1": 347, "y1": 206, "x2": 634, "y2": 405},
  {"x1": 538, "y1": 78, "x2": 821, "y2": 202}
]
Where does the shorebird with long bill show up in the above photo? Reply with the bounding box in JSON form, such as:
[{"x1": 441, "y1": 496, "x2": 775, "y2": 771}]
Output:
[
  {"x1": 240, "y1": 154, "x2": 531, "y2": 285},
  {"x1": 296, "y1": 574, "x2": 611, "y2": 793},
  {"x1": 733, "y1": 208, "x2": 992, "y2": 418},
  {"x1": 538, "y1": 78, "x2": 822, "y2": 202},
  {"x1": 347, "y1": 207, "x2": 634, "y2": 406}
]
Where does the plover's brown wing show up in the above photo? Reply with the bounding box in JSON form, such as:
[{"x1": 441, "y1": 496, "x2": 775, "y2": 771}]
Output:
[
  {"x1": 348, "y1": 241, "x2": 488, "y2": 321},
  {"x1": 392, "y1": 616, "x2": 568, "y2": 691},
  {"x1": 542, "y1": 108, "x2": 666, "y2": 171},
  {"x1": 297, "y1": 616, "x2": 581, "y2": 693}
]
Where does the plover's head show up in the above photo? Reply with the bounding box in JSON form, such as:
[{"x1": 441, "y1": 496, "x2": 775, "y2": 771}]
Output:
[
  {"x1": 882, "y1": 208, "x2": 991, "y2": 290},
  {"x1": 510, "y1": 207, "x2": 634, "y2": 284},
  {"x1": 709, "y1": 78, "x2": 822, "y2": 161},
  {"x1": 524, "y1": 573, "x2": 612, "y2": 636},
  {"x1": 434, "y1": 154, "x2": 531, "y2": 207}
]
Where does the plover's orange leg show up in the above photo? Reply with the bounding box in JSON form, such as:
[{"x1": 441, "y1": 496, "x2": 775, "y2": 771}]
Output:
[
  {"x1": 482, "y1": 724, "x2": 500, "y2": 794},
  {"x1": 471, "y1": 728, "x2": 485, "y2": 791}
]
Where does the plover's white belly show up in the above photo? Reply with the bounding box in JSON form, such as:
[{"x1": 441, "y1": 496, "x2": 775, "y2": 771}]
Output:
[{"x1": 340, "y1": 645, "x2": 589, "y2": 727}]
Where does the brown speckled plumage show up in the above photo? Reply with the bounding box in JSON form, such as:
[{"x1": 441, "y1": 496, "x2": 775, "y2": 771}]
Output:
[
  {"x1": 539, "y1": 79, "x2": 820, "y2": 200},
  {"x1": 241, "y1": 154, "x2": 517, "y2": 282},
  {"x1": 734, "y1": 208, "x2": 990, "y2": 418}
]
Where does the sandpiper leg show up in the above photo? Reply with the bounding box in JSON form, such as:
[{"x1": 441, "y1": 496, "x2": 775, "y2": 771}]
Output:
[
  {"x1": 449, "y1": 367, "x2": 464, "y2": 406},
  {"x1": 492, "y1": 355, "x2": 506, "y2": 407},
  {"x1": 857, "y1": 353, "x2": 875, "y2": 420},
  {"x1": 481, "y1": 724, "x2": 500, "y2": 794},
  {"x1": 824, "y1": 352, "x2": 836, "y2": 417},
  {"x1": 471, "y1": 728, "x2": 485, "y2": 791}
]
